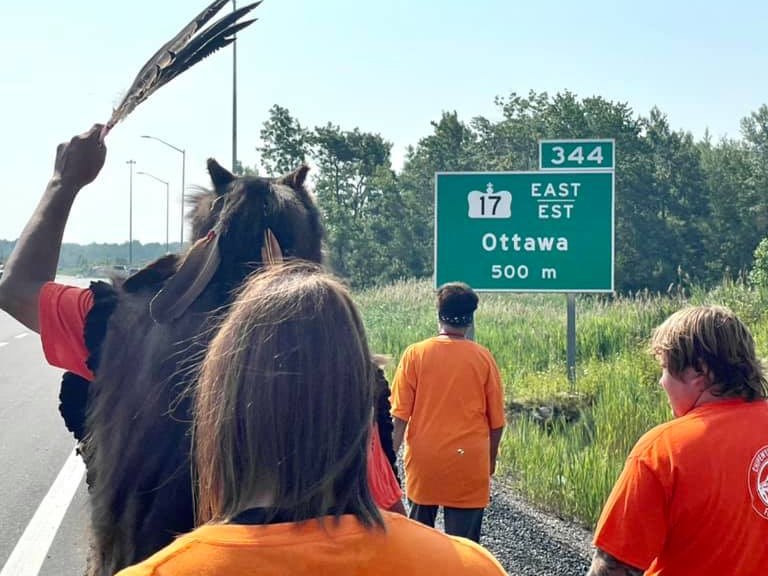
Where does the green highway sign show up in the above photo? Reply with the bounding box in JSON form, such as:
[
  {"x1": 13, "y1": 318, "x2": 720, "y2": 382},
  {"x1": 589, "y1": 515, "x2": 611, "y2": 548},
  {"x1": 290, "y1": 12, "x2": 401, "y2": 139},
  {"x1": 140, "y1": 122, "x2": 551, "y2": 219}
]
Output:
[
  {"x1": 434, "y1": 171, "x2": 614, "y2": 292},
  {"x1": 540, "y1": 139, "x2": 615, "y2": 170}
]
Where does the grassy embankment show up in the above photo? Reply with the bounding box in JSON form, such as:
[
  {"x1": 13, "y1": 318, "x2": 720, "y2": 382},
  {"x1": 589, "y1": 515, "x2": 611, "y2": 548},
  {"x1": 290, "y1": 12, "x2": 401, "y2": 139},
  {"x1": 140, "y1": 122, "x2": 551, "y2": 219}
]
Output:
[{"x1": 357, "y1": 278, "x2": 768, "y2": 527}]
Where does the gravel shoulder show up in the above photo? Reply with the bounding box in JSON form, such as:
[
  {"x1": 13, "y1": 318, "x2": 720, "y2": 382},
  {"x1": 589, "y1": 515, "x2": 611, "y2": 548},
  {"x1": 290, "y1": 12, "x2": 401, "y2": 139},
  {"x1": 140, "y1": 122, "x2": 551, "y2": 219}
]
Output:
[
  {"x1": 481, "y1": 478, "x2": 593, "y2": 575},
  {"x1": 409, "y1": 472, "x2": 594, "y2": 575}
]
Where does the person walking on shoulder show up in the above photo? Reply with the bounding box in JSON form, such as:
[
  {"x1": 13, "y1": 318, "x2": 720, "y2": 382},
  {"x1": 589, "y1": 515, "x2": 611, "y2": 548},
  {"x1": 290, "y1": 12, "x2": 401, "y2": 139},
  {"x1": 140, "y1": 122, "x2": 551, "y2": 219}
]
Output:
[{"x1": 391, "y1": 282, "x2": 506, "y2": 543}]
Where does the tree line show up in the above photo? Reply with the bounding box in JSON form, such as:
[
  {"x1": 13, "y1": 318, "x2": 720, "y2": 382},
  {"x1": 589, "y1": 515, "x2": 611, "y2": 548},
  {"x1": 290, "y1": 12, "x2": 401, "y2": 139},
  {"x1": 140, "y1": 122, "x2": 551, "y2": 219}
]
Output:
[
  {"x1": 0, "y1": 240, "x2": 179, "y2": 275},
  {"x1": 3, "y1": 90, "x2": 766, "y2": 292},
  {"x1": 255, "y1": 91, "x2": 768, "y2": 292}
]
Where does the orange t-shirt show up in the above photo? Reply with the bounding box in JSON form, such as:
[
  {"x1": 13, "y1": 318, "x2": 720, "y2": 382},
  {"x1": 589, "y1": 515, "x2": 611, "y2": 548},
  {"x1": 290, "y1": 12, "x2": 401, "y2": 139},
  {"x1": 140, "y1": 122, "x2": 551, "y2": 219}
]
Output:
[
  {"x1": 114, "y1": 512, "x2": 507, "y2": 575},
  {"x1": 391, "y1": 337, "x2": 506, "y2": 508},
  {"x1": 593, "y1": 399, "x2": 768, "y2": 574}
]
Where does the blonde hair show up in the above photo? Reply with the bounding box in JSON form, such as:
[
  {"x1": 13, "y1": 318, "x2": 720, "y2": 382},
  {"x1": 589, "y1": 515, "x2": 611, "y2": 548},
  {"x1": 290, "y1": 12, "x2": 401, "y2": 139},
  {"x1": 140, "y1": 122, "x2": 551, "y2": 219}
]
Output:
[
  {"x1": 193, "y1": 262, "x2": 382, "y2": 527},
  {"x1": 650, "y1": 305, "x2": 768, "y2": 401}
]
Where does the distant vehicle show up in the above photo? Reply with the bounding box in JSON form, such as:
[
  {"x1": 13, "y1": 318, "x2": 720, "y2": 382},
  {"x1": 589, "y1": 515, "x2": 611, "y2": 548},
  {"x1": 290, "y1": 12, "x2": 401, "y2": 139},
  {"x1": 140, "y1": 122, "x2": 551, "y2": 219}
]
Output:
[
  {"x1": 112, "y1": 265, "x2": 129, "y2": 279},
  {"x1": 129, "y1": 267, "x2": 140, "y2": 275},
  {"x1": 0, "y1": 264, "x2": 4, "y2": 279}
]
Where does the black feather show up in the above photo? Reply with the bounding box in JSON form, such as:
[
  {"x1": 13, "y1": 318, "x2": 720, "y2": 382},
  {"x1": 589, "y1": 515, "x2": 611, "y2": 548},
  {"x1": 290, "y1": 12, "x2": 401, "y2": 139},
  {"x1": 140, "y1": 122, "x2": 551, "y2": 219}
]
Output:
[
  {"x1": 170, "y1": 19, "x2": 256, "y2": 76},
  {"x1": 176, "y1": 3, "x2": 260, "y2": 61},
  {"x1": 105, "y1": 0, "x2": 262, "y2": 134},
  {"x1": 159, "y1": 9, "x2": 260, "y2": 82}
]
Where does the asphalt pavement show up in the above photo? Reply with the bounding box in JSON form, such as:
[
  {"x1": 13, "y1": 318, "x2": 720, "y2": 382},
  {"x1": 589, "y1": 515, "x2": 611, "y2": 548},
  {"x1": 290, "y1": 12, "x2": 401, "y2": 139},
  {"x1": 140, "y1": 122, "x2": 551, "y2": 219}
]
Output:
[{"x1": 0, "y1": 278, "x2": 91, "y2": 576}]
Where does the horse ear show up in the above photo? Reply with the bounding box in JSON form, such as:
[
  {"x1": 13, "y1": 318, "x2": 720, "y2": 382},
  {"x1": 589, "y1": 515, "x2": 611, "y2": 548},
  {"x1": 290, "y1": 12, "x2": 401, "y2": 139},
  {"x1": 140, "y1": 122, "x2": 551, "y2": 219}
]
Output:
[
  {"x1": 207, "y1": 158, "x2": 235, "y2": 191},
  {"x1": 279, "y1": 164, "x2": 310, "y2": 189},
  {"x1": 122, "y1": 254, "x2": 180, "y2": 293},
  {"x1": 149, "y1": 232, "x2": 221, "y2": 324},
  {"x1": 261, "y1": 228, "x2": 283, "y2": 266}
]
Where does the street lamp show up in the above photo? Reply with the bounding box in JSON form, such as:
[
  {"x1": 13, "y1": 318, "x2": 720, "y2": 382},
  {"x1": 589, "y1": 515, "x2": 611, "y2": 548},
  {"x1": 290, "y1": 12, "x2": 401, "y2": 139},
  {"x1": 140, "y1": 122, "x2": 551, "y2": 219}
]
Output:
[
  {"x1": 137, "y1": 171, "x2": 170, "y2": 254},
  {"x1": 232, "y1": 0, "x2": 239, "y2": 173},
  {"x1": 126, "y1": 160, "x2": 136, "y2": 265},
  {"x1": 140, "y1": 135, "x2": 186, "y2": 247}
]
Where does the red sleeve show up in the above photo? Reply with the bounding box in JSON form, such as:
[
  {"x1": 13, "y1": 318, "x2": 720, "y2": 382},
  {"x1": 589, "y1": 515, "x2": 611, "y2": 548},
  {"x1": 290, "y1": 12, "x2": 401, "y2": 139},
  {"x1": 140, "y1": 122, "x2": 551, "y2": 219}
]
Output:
[
  {"x1": 367, "y1": 424, "x2": 403, "y2": 509},
  {"x1": 38, "y1": 282, "x2": 94, "y2": 380}
]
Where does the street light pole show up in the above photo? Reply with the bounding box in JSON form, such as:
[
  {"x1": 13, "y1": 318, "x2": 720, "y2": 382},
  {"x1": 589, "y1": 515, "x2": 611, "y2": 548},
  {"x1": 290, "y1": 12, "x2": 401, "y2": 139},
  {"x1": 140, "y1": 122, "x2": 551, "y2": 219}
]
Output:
[
  {"x1": 126, "y1": 160, "x2": 136, "y2": 265},
  {"x1": 137, "y1": 171, "x2": 170, "y2": 253},
  {"x1": 140, "y1": 135, "x2": 186, "y2": 247},
  {"x1": 232, "y1": 0, "x2": 238, "y2": 173}
]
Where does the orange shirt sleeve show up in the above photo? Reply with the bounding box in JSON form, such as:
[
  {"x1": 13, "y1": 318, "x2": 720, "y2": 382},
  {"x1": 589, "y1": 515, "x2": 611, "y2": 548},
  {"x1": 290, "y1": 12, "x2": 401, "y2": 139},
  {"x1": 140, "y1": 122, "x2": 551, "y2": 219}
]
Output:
[
  {"x1": 38, "y1": 282, "x2": 94, "y2": 380},
  {"x1": 593, "y1": 455, "x2": 668, "y2": 571},
  {"x1": 390, "y1": 346, "x2": 416, "y2": 421},
  {"x1": 484, "y1": 353, "x2": 506, "y2": 429}
]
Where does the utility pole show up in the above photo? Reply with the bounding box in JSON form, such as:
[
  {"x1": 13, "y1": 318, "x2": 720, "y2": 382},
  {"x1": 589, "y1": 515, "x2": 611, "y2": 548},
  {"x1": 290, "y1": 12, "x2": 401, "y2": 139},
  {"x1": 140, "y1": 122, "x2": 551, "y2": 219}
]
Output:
[
  {"x1": 137, "y1": 171, "x2": 171, "y2": 253},
  {"x1": 126, "y1": 160, "x2": 136, "y2": 264},
  {"x1": 141, "y1": 135, "x2": 186, "y2": 246},
  {"x1": 232, "y1": 0, "x2": 239, "y2": 173}
]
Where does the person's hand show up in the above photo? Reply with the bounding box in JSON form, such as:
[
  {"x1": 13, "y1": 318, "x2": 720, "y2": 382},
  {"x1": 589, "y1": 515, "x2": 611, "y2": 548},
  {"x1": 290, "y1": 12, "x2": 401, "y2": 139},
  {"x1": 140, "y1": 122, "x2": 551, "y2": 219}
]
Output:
[{"x1": 53, "y1": 124, "x2": 107, "y2": 190}]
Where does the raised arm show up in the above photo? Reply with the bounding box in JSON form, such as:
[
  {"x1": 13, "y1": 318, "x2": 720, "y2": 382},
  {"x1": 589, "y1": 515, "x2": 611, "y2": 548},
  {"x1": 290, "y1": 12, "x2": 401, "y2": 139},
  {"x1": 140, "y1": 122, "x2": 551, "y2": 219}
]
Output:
[{"x1": 0, "y1": 125, "x2": 106, "y2": 332}]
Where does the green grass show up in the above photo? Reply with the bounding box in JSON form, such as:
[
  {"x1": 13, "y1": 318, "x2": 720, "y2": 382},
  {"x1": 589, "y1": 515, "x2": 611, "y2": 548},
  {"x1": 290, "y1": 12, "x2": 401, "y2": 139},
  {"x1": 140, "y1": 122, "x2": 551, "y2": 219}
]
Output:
[{"x1": 357, "y1": 278, "x2": 768, "y2": 528}]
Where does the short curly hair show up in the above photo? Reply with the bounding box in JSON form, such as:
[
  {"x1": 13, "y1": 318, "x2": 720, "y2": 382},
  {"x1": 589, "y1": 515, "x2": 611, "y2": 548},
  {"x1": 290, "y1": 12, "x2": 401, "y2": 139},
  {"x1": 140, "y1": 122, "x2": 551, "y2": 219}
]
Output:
[
  {"x1": 650, "y1": 305, "x2": 768, "y2": 401},
  {"x1": 436, "y1": 282, "x2": 478, "y2": 328}
]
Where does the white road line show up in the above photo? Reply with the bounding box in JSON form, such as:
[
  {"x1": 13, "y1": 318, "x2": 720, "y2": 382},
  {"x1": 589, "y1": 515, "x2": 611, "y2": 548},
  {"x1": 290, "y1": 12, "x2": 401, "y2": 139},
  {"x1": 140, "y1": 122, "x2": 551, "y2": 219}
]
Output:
[
  {"x1": 13, "y1": 333, "x2": 29, "y2": 340},
  {"x1": 0, "y1": 447, "x2": 84, "y2": 576}
]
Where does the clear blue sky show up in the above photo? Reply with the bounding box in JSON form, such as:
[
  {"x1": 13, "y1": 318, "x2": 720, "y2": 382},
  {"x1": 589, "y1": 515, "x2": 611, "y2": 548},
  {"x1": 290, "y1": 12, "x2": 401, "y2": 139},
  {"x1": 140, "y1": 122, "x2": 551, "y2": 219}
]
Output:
[{"x1": 1, "y1": 0, "x2": 766, "y2": 245}]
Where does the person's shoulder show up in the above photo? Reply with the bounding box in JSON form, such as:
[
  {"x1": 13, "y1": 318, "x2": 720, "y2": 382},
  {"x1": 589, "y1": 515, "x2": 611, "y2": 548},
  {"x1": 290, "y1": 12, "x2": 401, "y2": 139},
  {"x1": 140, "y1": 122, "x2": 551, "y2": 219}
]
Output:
[
  {"x1": 115, "y1": 531, "x2": 201, "y2": 575},
  {"x1": 443, "y1": 535, "x2": 507, "y2": 574},
  {"x1": 40, "y1": 281, "x2": 83, "y2": 298},
  {"x1": 744, "y1": 398, "x2": 768, "y2": 418},
  {"x1": 39, "y1": 281, "x2": 95, "y2": 311},
  {"x1": 470, "y1": 340, "x2": 494, "y2": 355},
  {"x1": 404, "y1": 337, "x2": 440, "y2": 354},
  {"x1": 628, "y1": 416, "x2": 693, "y2": 460},
  {"x1": 631, "y1": 400, "x2": 761, "y2": 457},
  {"x1": 384, "y1": 514, "x2": 506, "y2": 574}
]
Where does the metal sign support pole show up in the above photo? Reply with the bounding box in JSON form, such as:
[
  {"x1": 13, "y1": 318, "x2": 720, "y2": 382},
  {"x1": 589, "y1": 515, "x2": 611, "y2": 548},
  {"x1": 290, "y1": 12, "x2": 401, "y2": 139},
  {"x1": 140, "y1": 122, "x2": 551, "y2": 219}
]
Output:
[{"x1": 567, "y1": 293, "x2": 576, "y2": 384}]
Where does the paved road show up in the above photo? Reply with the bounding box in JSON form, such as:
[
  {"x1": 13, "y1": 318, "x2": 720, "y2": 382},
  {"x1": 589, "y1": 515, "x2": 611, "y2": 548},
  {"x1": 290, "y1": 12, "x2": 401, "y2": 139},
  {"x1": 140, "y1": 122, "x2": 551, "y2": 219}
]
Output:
[{"x1": 0, "y1": 278, "x2": 91, "y2": 576}]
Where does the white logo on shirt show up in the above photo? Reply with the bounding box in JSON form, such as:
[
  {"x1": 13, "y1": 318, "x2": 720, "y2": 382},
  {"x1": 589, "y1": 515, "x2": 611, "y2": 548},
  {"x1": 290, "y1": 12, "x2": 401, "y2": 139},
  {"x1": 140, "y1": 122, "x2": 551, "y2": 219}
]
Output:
[{"x1": 748, "y1": 445, "x2": 768, "y2": 520}]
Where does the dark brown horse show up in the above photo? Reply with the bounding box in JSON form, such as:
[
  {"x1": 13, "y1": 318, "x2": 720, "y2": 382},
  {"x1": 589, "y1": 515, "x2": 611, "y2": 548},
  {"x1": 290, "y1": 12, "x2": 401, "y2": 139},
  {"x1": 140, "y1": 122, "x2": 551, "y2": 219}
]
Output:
[{"x1": 58, "y1": 160, "x2": 397, "y2": 575}]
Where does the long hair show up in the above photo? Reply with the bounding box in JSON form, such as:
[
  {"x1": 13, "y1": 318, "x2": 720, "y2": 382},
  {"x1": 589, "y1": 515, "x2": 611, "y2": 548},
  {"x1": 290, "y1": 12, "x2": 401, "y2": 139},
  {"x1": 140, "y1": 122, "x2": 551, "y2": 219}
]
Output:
[
  {"x1": 650, "y1": 305, "x2": 768, "y2": 401},
  {"x1": 193, "y1": 262, "x2": 382, "y2": 527}
]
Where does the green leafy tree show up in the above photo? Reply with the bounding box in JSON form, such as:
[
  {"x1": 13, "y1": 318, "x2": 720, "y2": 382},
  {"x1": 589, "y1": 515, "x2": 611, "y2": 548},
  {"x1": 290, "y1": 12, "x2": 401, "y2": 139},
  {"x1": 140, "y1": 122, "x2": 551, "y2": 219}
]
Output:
[
  {"x1": 258, "y1": 104, "x2": 310, "y2": 176},
  {"x1": 749, "y1": 237, "x2": 768, "y2": 287},
  {"x1": 699, "y1": 136, "x2": 760, "y2": 279},
  {"x1": 397, "y1": 111, "x2": 480, "y2": 279},
  {"x1": 310, "y1": 124, "x2": 392, "y2": 283},
  {"x1": 740, "y1": 105, "x2": 768, "y2": 249}
]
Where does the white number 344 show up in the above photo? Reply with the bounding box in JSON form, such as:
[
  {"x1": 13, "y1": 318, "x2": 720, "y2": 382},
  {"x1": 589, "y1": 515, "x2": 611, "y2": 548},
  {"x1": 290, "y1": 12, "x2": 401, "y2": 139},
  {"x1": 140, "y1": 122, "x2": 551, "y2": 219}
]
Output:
[{"x1": 551, "y1": 145, "x2": 603, "y2": 165}]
